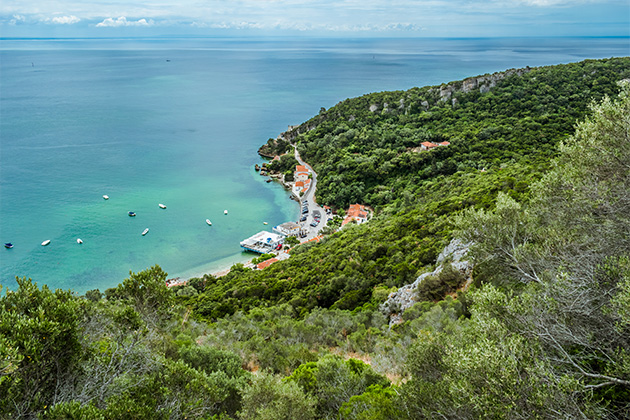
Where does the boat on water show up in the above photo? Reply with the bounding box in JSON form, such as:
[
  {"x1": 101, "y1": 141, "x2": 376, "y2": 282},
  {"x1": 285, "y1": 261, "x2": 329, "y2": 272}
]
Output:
[
  {"x1": 4, "y1": 243, "x2": 13, "y2": 249},
  {"x1": 263, "y1": 222, "x2": 268, "y2": 225},
  {"x1": 142, "y1": 228, "x2": 149, "y2": 236},
  {"x1": 206, "y1": 219, "x2": 212, "y2": 226},
  {"x1": 159, "y1": 203, "x2": 166, "y2": 209},
  {"x1": 103, "y1": 195, "x2": 109, "y2": 200},
  {"x1": 128, "y1": 211, "x2": 136, "y2": 217},
  {"x1": 224, "y1": 210, "x2": 228, "y2": 215},
  {"x1": 41, "y1": 240, "x2": 51, "y2": 246},
  {"x1": 77, "y1": 238, "x2": 83, "y2": 244}
]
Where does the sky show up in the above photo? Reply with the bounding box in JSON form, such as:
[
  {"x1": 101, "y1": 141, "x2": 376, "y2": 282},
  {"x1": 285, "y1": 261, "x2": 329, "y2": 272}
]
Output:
[{"x1": 0, "y1": 0, "x2": 629, "y2": 38}]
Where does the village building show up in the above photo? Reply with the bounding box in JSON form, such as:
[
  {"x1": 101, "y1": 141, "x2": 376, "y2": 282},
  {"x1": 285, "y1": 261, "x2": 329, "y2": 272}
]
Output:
[
  {"x1": 342, "y1": 204, "x2": 370, "y2": 227},
  {"x1": 240, "y1": 231, "x2": 285, "y2": 254},
  {"x1": 273, "y1": 222, "x2": 302, "y2": 237},
  {"x1": 420, "y1": 141, "x2": 439, "y2": 150},
  {"x1": 295, "y1": 165, "x2": 309, "y2": 182}
]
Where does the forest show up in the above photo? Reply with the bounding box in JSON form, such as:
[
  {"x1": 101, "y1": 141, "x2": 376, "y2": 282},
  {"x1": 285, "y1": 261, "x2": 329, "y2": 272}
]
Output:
[{"x1": 1, "y1": 57, "x2": 629, "y2": 419}]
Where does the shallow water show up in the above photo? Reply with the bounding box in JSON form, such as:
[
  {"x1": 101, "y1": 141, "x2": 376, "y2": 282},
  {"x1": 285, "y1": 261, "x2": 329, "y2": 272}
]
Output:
[{"x1": 1, "y1": 36, "x2": 628, "y2": 293}]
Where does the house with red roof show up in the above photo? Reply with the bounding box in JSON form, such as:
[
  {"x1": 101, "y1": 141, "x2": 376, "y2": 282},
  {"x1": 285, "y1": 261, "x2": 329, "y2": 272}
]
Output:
[
  {"x1": 420, "y1": 141, "x2": 439, "y2": 150},
  {"x1": 342, "y1": 204, "x2": 370, "y2": 227},
  {"x1": 295, "y1": 165, "x2": 309, "y2": 182}
]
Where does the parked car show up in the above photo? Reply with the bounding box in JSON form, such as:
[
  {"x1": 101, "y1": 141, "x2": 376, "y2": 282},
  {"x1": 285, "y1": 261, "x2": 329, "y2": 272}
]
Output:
[
  {"x1": 300, "y1": 215, "x2": 307, "y2": 222},
  {"x1": 310, "y1": 221, "x2": 318, "y2": 227}
]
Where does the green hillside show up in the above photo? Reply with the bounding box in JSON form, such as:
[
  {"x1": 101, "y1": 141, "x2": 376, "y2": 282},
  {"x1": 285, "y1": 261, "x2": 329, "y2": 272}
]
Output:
[{"x1": 1, "y1": 57, "x2": 629, "y2": 419}]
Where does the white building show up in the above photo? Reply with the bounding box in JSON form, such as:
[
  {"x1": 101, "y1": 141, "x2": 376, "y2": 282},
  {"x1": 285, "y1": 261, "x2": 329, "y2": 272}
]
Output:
[{"x1": 240, "y1": 231, "x2": 285, "y2": 254}]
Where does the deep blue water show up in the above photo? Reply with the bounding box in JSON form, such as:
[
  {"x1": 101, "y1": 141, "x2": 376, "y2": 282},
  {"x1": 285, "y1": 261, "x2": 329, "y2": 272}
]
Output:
[{"x1": 1, "y1": 37, "x2": 628, "y2": 294}]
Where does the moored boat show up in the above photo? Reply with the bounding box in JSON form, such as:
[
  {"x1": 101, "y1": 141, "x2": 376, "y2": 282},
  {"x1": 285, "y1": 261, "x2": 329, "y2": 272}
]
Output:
[
  {"x1": 41, "y1": 240, "x2": 51, "y2": 246},
  {"x1": 4, "y1": 243, "x2": 13, "y2": 249},
  {"x1": 103, "y1": 195, "x2": 109, "y2": 200},
  {"x1": 142, "y1": 228, "x2": 149, "y2": 236},
  {"x1": 159, "y1": 203, "x2": 166, "y2": 209},
  {"x1": 206, "y1": 219, "x2": 212, "y2": 226},
  {"x1": 128, "y1": 211, "x2": 136, "y2": 217},
  {"x1": 224, "y1": 210, "x2": 228, "y2": 215},
  {"x1": 77, "y1": 238, "x2": 83, "y2": 244}
]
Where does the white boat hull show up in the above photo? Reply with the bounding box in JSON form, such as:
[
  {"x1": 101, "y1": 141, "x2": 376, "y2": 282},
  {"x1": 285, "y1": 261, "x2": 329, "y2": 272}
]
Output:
[
  {"x1": 142, "y1": 228, "x2": 149, "y2": 236},
  {"x1": 159, "y1": 204, "x2": 166, "y2": 209},
  {"x1": 77, "y1": 238, "x2": 83, "y2": 244},
  {"x1": 206, "y1": 219, "x2": 212, "y2": 226},
  {"x1": 41, "y1": 240, "x2": 51, "y2": 246},
  {"x1": 103, "y1": 195, "x2": 109, "y2": 200}
]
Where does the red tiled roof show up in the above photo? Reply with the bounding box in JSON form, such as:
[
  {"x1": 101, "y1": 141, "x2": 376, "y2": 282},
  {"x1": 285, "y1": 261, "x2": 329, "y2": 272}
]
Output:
[
  {"x1": 257, "y1": 258, "x2": 278, "y2": 270},
  {"x1": 296, "y1": 165, "x2": 308, "y2": 172},
  {"x1": 347, "y1": 204, "x2": 368, "y2": 218},
  {"x1": 439, "y1": 141, "x2": 450, "y2": 146},
  {"x1": 295, "y1": 181, "x2": 305, "y2": 187},
  {"x1": 306, "y1": 236, "x2": 322, "y2": 243}
]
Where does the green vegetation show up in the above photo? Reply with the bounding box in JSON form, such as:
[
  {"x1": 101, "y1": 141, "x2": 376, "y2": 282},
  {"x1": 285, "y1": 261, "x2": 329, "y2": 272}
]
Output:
[{"x1": 2, "y1": 58, "x2": 629, "y2": 418}]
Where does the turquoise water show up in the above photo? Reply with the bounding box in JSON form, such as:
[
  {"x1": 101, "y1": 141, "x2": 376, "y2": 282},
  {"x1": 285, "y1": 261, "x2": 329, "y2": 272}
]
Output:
[{"x1": 1, "y1": 37, "x2": 628, "y2": 294}]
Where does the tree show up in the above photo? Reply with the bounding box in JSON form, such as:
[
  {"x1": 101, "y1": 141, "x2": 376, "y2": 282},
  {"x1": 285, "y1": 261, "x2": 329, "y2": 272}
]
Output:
[
  {"x1": 284, "y1": 236, "x2": 301, "y2": 247},
  {"x1": 451, "y1": 81, "x2": 630, "y2": 415},
  {"x1": 238, "y1": 372, "x2": 316, "y2": 420},
  {"x1": 0, "y1": 278, "x2": 84, "y2": 418}
]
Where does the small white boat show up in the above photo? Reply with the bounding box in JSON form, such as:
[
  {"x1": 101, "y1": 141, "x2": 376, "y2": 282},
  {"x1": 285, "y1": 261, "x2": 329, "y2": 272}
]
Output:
[
  {"x1": 263, "y1": 222, "x2": 268, "y2": 225},
  {"x1": 77, "y1": 238, "x2": 83, "y2": 244},
  {"x1": 224, "y1": 210, "x2": 228, "y2": 215},
  {"x1": 142, "y1": 228, "x2": 149, "y2": 236},
  {"x1": 159, "y1": 203, "x2": 166, "y2": 209},
  {"x1": 41, "y1": 240, "x2": 51, "y2": 246},
  {"x1": 206, "y1": 219, "x2": 212, "y2": 226},
  {"x1": 103, "y1": 195, "x2": 109, "y2": 200}
]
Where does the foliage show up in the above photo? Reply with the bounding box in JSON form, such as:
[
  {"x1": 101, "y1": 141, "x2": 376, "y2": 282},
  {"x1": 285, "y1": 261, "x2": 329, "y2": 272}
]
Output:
[
  {"x1": 0, "y1": 278, "x2": 83, "y2": 418},
  {"x1": 339, "y1": 385, "x2": 403, "y2": 420},
  {"x1": 251, "y1": 253, "x2": 276, "y2": 265},
  {"x1": 287, "y1": 354, "x2": 390, "y2": 419},
  {"x1": 295, "y1": 58, "x2": 630, "y2": 209},
  {"x1": 416, "y1": 263, "x2": 465, "y2": 302},
  {"x1": 238, "y1": 371, "x2": 316, "y2": 420},
  {"x1": 0, "y1": 267, "x2": 250, "y2": 420}
]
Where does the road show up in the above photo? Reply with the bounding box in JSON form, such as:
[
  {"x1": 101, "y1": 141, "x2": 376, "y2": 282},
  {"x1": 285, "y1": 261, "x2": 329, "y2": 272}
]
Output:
[{"x1": 293, "y1": 146, "x2": 329, "y2": 242}]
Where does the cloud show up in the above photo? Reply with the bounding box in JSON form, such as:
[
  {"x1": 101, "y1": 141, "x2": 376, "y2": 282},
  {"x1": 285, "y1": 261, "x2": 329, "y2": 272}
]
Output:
[
  {"x1": 9, "y1": 14, "x2": 25, "y2": 25},
  {"x1": 96, "y1": 16, "x2": 154, "y2": 27},
  {"x1": 48, "y1": 15, "x2": 80, "y2": 25}
]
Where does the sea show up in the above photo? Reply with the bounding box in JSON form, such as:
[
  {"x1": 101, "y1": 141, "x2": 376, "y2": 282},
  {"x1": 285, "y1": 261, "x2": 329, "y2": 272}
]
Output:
[{"x1": 1, "y1": 37, "x2": 628, "y2": 294}]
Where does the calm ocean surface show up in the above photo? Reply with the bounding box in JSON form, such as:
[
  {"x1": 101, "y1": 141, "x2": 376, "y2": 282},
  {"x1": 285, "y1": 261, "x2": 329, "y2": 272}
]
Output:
[{"x1": 1, "y1": 37, "x2": 628, "y2": 294}]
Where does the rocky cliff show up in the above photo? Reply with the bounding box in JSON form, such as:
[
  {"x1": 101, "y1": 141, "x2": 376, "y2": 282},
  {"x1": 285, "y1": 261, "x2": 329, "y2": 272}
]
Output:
[{"x1": 380, "y1": 239, "x2": 473, "y2": 326}]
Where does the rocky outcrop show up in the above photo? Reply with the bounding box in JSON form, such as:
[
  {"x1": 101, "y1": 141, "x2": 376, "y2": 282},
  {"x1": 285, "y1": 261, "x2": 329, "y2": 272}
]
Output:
[
  {"x1": 436, "y1": 67, "x2": 531, "y2": 102},
  {"x1": 380, "y1": 239, "x2": 473, "y2": 326}
]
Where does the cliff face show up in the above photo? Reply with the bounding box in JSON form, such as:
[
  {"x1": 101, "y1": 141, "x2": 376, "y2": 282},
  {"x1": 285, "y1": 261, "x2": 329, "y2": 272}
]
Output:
[
  {"x1": 380, "y1": 239, "x2": 473, "y2": 326},
  {"x1": 435, "y1": 67, "x2": 532, "y2": 103}
]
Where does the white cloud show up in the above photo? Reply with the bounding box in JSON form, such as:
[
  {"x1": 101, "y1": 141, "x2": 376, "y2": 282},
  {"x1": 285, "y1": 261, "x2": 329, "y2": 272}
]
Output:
[
  {"x1": 49, "y1": 15, "x2": 80, "y2": 24},
  {"x1": 9, "y1": 14, "x2": 25, "y2": 25},
  {"x1": 96, "y1": 16, "x2": 154, "y2": 27}
]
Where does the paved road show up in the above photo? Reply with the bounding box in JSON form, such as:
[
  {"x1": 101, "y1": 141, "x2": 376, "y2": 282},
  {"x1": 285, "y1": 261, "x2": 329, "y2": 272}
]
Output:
[{"x1": 293, "y1": 146, "x2": 329, "y2": 241}]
